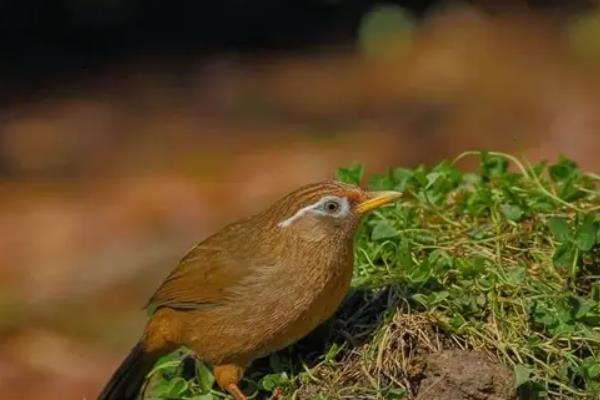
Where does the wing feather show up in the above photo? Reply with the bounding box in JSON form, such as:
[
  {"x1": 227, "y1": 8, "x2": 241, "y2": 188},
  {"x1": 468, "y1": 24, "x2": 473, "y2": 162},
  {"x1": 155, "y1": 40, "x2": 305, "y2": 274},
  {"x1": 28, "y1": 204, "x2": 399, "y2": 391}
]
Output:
[{"x1": 146, "y1": 244, "x2": 250, "y2": 311}]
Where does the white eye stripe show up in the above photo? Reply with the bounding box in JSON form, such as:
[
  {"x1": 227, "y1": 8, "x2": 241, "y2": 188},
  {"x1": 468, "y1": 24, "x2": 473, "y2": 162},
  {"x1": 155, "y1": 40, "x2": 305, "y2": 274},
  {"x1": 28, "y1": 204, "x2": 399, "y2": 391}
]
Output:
[{"x1": 277, "y1": 196, "x2": 350, "y2": 228}]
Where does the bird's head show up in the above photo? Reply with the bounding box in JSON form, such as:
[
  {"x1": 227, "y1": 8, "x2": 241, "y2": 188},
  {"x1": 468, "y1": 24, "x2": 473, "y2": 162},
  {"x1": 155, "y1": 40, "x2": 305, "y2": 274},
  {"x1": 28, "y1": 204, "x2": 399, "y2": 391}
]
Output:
[{"x1": 265, "y1": 181, "x2": 401, "y2": 243}]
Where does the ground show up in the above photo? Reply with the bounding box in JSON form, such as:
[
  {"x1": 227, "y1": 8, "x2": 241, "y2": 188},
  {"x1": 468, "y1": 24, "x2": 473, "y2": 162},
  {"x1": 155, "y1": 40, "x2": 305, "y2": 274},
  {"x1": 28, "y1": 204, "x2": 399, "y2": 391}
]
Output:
[{"x1": 416, "y1": 350, "x2": 515, "y2": 400}]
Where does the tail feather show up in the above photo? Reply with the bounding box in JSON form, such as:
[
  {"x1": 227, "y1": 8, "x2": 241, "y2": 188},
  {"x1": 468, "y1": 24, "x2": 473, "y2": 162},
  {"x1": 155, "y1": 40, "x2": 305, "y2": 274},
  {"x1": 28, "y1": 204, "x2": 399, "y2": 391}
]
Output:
[{"x1": 98, "y1": 341, "x2": 157, "y2": 400}]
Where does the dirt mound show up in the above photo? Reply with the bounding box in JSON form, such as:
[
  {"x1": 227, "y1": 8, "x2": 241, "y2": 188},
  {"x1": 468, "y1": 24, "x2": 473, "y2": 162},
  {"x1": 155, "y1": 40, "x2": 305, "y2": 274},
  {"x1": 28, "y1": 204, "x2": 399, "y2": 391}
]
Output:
[
  {"x1": 415, "y1": 350, "x2": 515, "y2": 400},
  {"x1": 279, "y1": 294, "x2": 516, "y2": 399}
]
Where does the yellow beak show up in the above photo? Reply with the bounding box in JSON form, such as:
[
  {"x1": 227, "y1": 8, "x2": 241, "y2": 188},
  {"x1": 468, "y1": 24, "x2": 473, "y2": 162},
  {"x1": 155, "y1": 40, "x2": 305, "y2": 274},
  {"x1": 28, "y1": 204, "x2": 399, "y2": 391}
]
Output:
[{"x1": 356, "y1": 191, "x2": 402, "y2": 214}]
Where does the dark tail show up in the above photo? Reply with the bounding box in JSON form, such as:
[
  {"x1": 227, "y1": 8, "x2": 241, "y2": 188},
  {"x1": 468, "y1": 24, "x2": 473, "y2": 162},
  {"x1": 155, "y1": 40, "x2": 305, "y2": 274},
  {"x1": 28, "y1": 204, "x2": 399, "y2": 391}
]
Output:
[{"x1": 98, "y1": 341, "x2": 158, "y2": 400}]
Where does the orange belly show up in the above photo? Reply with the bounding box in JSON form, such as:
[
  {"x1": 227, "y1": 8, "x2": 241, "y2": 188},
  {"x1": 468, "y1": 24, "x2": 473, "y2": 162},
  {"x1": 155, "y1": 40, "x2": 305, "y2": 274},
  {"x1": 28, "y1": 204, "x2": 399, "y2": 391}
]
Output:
[
  {"x1": 176, "y1": 259, "x2": 353, "y2": 364},
  {"x1": 256, "y1": 264, "x2": 353, "y2": 355}
]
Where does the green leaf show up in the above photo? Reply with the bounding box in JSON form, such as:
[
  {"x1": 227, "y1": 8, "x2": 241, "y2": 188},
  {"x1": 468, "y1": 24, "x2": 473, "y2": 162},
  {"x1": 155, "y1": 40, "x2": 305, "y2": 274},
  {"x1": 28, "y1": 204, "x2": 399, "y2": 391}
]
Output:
[
  {"x1": 576, "y1": 214, "x2": 598, "y2": 251},
  {"x1": 468, "y1": 227, "x2": 490, "y2": 240},
  {"x1": 412, "y1": 291, "x2": 448, "y2": 308},
  {"x1": 324, "y1": 343, "x2": 342, "y2": 362},
  {"x1": 397, "y1": 238, "x2": 414, "y2": 268},
  {"x1": 448, "y1": 313, "x2": 466, "y2": 333},
  {"x1": 547, "y1": 217, "x2": 573, "y2": 241},
  {"x1": 150, "y1": 351, "x2": 184, "y2": 376},
  {"x1": 408, "y1": 266, "x2": 431, "y2": 283},
  {"x1": 568, "y1": 295, "x2": 596, "y2": 320},
  {"x1": 260, "y1": 372, "x2": 289, "y2": 392},
  {"x1": 531, "y1": 301, "x2": 557, "y2": 328},
  {"x1": 148, "y1": 381, "x2": 170, "y2": 399},
  {"x1": 371, "y1": 221, "x2": 399, "y2": 240},
  {"x1": 480, "y1": 152, "x2": 509, "y2": 179},
  {"x1": 514, "y1": 364, "x2": 533, "y2": 388},
  {"x1": 500, "y1": 204, "x2": 524, "y2": 222},
  {"x1": 335, "y1": 164, "x2": 364, "y2": 185},
  {"x1": 457, "y1": 257, "x2": 486, "y2": 279},
  {"x1": 381, "y1": 386, "x2": 406, "y2": 398},
  {"x1": 196, "y1": 361, "x2": 215, "y2": 392},
  {"x1": 163, "y1": 377, "x2": 188, "y2": 397},
  {"x1": 557, "y1": 179, "x2": 585, "y2": 202},
  {"x1": 391, "y1": 167, "x2": 414, "y2": 190},
  {"x1": 432, "y1": 290, "x2": 450, "y2": 304},
  {"x1": 368, "y1": 173, "x2": 395, "y2": 190},
  {"x1": 425, "y1": 172, "x2": 441, "y2": 189},
  {"x1": 411, "y1": 293, "x2": 430, "y2": 308},
  {"x1": 552, "y1": 242, "x2": 577, "y2": 269},
  {"x1": 549, "y1": 156, "x2": 579, "y2": 182},
  {"x1": 581, "y1": 358, "x2": 600, "y2": 380},
  {"x1": 506, "y1": 267, "x2": 526, "y2": 285},
  {"x1": 531, "y1": 161, "x2": 547, "y2": 177},
  {"x1": 189, "y1": 395, "x2": 214, "y2": 400}
]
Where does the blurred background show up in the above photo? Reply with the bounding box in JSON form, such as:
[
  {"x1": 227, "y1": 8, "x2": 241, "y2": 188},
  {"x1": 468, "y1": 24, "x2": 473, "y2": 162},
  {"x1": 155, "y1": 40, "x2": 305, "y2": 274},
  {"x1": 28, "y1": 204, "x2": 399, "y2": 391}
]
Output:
[{"x1": 1, "y1": 0, "x2": 600, "y2": 398}]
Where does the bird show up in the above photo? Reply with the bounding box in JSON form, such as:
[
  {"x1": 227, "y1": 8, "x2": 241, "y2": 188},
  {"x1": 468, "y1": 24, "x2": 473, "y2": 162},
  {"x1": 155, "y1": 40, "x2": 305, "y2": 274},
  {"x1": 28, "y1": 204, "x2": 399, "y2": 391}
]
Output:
[{"x1": 98, "y1": 181, "x2": 401, "y2": 400}]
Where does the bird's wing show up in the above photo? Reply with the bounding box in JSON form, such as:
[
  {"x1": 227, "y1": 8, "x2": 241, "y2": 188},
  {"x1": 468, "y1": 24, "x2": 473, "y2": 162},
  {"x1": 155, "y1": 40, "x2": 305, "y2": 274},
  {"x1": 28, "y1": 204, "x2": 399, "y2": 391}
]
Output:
[{"x1": 146, "y1": 244, "x2": 251, "y2": 311}]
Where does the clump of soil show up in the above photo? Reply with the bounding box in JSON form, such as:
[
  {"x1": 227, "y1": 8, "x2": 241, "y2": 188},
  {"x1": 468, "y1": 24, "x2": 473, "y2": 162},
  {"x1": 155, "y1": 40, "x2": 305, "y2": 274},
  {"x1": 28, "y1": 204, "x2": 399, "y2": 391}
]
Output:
[{"x1": 414, "y1": 350, "x2": 515, "y2": 400}]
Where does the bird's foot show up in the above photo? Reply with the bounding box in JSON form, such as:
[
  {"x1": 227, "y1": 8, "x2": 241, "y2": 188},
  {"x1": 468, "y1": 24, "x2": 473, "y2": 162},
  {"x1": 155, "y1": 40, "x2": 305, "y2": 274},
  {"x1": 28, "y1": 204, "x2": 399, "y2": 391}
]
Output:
[{"x1": 225, "y1": 383, "x2": 247, "y2": 400}]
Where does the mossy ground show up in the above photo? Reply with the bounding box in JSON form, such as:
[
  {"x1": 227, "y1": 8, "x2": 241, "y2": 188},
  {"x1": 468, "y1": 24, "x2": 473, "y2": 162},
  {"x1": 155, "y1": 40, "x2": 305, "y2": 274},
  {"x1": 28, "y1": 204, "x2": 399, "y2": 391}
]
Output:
[{"x1": 145, "y1": 151, "x2": 600, "y2": 400}]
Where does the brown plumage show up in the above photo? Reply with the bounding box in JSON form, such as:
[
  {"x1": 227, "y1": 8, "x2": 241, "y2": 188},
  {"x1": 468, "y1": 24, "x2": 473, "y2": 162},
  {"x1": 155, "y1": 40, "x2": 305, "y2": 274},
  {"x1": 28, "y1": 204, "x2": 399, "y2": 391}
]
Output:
[{"x1": 98, "y1": 181, "x2": 401, "y2": 400}]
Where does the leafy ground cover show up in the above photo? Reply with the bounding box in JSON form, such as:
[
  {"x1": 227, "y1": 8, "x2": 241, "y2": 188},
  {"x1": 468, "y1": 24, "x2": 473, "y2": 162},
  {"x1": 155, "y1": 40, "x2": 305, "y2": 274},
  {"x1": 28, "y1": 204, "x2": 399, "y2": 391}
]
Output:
[{"x1": 145, "y1": 151, "x2": 600, "y2": 399}]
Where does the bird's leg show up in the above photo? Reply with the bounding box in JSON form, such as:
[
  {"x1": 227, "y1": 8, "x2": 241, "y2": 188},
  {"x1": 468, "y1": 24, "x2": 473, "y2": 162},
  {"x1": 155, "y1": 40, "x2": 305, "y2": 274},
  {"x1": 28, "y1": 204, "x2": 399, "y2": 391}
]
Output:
[
  {"x1": 225, "y1": 383, "x2": 247, "y2": 400},
  {"x1": 214, "y1": 363, "x2": 247, "y2": 400}
]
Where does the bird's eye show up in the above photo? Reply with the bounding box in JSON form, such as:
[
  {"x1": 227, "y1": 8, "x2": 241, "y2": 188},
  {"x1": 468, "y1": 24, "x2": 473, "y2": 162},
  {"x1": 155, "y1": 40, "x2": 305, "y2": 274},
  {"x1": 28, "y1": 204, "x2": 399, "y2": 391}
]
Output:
[{"x1": 323, "y1": 200, "x2": 340, "y2": 213}]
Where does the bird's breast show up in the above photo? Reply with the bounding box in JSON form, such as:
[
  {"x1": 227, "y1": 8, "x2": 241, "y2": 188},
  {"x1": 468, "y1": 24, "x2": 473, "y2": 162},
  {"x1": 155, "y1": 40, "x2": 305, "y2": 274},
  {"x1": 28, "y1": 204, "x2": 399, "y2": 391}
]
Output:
[{"x1": 240, "y1": 244, "x2": 354, "y2": 357}]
